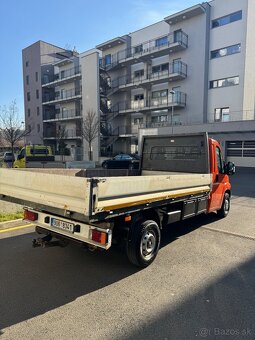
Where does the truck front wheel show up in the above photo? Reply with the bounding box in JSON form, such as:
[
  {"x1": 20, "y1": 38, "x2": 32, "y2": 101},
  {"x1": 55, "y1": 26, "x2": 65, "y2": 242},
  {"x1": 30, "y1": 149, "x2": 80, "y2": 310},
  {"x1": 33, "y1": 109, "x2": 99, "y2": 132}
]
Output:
[
  {"x1": 217, "y1": 192, "x2": 230, "y2": 218},
  {"x1": 126, "y1": 219, "x2": 161, "y2": 268}
]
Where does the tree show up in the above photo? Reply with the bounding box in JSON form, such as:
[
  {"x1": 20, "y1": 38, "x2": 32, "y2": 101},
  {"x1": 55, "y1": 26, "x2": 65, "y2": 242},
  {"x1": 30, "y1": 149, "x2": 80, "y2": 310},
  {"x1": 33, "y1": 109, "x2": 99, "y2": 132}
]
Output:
[
  {"x1": 0, "y1": 100, "x2": 29, "y2": 165},
  {"x1": 81, "y1": 110, "x2": 100, "y2": 161},
  {"x1": 56, "y1": 125, "x2": 68, "y2": 161}
]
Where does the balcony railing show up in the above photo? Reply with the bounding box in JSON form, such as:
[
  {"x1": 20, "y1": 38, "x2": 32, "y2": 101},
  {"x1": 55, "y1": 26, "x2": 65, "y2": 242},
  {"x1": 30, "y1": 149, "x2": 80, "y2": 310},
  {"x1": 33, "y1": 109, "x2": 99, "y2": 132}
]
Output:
[
  {"x1": 111, "y1": 61, "x2": 187, "y2": 90},
  {"x1": 101, "y1": 31, "x2": 188, "y2": 69},
  {"x1": 42, "y1": 66, "x2": 81, "y2": 85},
  {"x1": 43, "y1": 109, "x2": 82, "y2": 121},
  {"x1": 43, "y1": 129, "x2": 82, "y2": 139},
  {"x1": 113, "y1": 92, "x2": 186, "y2": 112},
  {"x1": 131, "y1": 110, "x2": 255, "y2": 130},
  {"x1": 42, "y1": 88, "x2": 81, "y2": 103}
]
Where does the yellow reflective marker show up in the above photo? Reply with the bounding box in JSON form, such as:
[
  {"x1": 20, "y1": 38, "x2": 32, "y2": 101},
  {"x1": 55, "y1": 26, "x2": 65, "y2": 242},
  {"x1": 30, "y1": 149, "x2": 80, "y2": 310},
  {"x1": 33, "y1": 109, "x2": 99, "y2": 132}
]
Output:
[{"x1": 0, "y1": 223, "x2": 34, "y2": 233}]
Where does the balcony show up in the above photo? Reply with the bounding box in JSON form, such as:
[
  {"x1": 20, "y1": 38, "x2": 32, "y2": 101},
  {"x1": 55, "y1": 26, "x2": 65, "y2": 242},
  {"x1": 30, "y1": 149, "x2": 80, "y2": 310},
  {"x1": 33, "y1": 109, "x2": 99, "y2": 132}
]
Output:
[
  {"x1": 43, "y1": 109, "x2": 82, "y2": 122},
  {"x1": 43, "y1": 129, "x2": 82, "y2": 140},
  {"x1": 114, "y1": 92, "x2": 186, "y2": 113},
  {"x1": 42, "y1": 88, "x2": 82, "y2": 105},
  {"x1": 110, "y1": 61, "x2": 187, "y2": 93},
  {"x1": 102, "y1": 31, "x2": 188, "y2": 70},
  {"x1": 42, "y1": 66, "x2": 81, "y2": 87}
]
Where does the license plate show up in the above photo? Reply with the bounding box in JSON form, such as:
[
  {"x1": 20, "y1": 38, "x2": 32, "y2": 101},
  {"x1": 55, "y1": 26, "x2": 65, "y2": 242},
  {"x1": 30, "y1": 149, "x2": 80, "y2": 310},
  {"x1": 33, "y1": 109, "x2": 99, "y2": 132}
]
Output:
[{"x1": 51, "y1": 218, "x2": 74, "y2": 233}]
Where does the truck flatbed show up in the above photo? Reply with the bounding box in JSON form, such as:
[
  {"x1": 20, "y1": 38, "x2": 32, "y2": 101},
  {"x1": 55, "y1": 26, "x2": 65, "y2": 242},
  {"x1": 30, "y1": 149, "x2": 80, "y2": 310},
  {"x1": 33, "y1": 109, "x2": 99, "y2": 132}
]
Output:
[{"x1": 0, "y1": 168, "x2": 211, "y2": 221}]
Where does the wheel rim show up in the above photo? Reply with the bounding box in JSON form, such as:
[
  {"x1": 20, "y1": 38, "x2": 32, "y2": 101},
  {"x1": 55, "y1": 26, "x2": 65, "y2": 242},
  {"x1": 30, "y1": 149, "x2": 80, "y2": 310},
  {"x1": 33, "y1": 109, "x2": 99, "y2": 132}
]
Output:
[
  {"x1": 140, "y1": 229, "x2": 157, "y2": 261},
  {"x1": 224, "y1": 197, "x2": 230, "y2": 212}
]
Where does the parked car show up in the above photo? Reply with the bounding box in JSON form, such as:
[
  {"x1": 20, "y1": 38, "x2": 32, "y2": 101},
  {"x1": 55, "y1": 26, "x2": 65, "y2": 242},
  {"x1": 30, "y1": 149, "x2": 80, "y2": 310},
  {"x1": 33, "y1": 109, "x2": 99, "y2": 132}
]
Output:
[
  {"x1": 3, "y1": 152, "x2": 15, "y2": 162},
  {"x1": 102, "y1": 154, "x2": 140, "y2": 169}
]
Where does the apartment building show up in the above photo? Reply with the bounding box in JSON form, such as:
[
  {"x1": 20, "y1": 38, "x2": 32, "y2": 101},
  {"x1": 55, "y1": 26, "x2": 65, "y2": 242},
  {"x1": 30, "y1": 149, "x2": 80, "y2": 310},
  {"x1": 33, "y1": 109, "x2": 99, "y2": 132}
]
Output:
[
  {"x1": 23, "y1": 0, "x2": 255, "y2": 166},
  {"x1": 23, "y1": 41, "x2": 102, "y2": 160}
]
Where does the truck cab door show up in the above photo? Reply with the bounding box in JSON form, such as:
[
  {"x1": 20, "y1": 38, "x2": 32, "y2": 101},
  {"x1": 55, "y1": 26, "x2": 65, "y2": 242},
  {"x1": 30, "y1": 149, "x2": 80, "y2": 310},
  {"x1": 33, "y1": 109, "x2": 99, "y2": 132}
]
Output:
[{"x1": 209, "y1": 146, "x2": 229, "y2": 211}]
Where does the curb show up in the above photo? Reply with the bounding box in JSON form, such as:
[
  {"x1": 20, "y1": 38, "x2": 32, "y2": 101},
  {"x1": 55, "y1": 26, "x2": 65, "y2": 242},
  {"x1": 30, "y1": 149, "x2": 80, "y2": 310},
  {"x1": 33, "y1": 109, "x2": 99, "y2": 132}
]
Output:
[{"x1": 0, "y1": 218, "x2": 23, "y2": 226}]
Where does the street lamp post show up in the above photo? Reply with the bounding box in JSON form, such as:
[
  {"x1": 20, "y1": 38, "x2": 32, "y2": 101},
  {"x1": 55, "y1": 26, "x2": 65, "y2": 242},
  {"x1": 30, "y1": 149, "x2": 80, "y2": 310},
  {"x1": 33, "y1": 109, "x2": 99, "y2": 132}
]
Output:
[
  {"x1": 170, "y1": 90, "x2": 175, "y2": 135},
  {"x1": 21, "y1": 121, "x2": 25, "y2": 146}
]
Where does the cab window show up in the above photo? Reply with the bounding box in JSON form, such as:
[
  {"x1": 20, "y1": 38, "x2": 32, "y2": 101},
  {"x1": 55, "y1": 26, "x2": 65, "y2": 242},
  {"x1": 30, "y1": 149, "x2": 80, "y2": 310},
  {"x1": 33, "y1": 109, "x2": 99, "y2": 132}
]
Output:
[
  {"x1": 19, "y1": 149, "x2": 25, "y2": 159},
  {"x1": 216, "y1": 147, "x2": 224, "y2": 173}
]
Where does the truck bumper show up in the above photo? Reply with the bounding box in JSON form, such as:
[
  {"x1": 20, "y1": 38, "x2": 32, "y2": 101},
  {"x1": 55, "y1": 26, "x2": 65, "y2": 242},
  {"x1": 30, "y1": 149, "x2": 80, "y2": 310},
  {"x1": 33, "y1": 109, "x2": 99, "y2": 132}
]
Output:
[{"x1": 24, "y1": 209, "x2": 112, "y2": 250}]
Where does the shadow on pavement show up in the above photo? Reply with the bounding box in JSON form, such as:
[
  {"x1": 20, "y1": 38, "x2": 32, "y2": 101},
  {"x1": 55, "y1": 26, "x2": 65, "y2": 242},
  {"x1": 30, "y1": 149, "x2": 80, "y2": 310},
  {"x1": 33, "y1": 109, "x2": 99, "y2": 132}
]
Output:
[
  {"x1": 0, "y1": 233, "x2": 138, "y2": 330},
  {"x1": 231, "y1": 167, "x2": 255, "y2": 198}
]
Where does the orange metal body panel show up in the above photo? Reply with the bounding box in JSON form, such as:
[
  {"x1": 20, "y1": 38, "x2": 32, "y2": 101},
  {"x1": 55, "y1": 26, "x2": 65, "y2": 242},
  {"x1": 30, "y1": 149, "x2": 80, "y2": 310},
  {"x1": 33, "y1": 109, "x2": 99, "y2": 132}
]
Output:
[{"x1": 207, "y1": 138, "x2": 231, "y2": 213}]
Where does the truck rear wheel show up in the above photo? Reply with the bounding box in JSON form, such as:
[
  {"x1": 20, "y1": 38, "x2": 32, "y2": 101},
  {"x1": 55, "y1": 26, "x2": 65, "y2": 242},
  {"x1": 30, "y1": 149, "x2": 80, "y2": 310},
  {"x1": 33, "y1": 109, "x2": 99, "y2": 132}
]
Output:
[
  {"x1": 126, "y1": 219, "x2": 161, "y2": 268},
  {"x1": 217, "y1": 192, "x2": 230, "y2": 218}
]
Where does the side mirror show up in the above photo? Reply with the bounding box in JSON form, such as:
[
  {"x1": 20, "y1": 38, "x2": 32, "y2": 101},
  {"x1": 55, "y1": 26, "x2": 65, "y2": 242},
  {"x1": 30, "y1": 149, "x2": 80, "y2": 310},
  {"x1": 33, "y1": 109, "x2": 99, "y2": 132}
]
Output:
[{"x1": 225, "y1": 161, "x2": 235, "y2": 176}]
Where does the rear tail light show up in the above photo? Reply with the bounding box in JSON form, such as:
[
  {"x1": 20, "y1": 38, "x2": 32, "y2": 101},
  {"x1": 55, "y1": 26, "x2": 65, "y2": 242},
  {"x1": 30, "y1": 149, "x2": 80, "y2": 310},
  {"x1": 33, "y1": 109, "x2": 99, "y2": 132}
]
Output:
[
  {"x1": 24, "y1": 210, "x2": 38, "y2": 221},
  {"x1": 91, "y1": 229, "x2": 107, "y2": 245}
]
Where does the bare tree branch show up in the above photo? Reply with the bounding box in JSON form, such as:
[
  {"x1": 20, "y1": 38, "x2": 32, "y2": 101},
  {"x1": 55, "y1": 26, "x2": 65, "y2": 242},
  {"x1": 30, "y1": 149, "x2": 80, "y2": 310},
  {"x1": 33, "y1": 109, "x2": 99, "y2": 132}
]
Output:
[
  {"x1": 0, "y1": 100, "x2": 30, "y2": 164},
  {"x1": 81, "y1": 110, "x2": 100, "y2": 161},
  {"x1": 56, "y1": 125, "x2": 68, "y2": 161}
]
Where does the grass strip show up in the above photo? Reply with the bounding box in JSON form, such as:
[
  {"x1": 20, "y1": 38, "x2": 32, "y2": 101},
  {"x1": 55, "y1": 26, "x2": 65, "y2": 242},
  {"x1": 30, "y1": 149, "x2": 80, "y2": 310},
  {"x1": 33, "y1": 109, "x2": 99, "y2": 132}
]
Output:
[{"x1": 0, "y1": 211, "x2": 23, "y2": 222}]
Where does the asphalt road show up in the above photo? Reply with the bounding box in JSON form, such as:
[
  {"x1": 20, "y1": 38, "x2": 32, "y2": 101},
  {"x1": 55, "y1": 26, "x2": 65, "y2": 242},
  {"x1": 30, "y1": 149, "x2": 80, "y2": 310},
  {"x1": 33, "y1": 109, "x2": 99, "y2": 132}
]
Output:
[{"x1": 0, "y1": 169, "x2": 255, "y2": 339}]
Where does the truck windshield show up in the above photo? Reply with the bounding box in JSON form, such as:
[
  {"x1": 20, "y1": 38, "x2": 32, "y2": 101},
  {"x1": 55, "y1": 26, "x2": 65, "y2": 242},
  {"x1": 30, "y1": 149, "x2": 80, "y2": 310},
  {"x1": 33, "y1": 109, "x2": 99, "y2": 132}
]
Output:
[{"x1": 19, "y1": 149, "x2": 25, "y2": 158}]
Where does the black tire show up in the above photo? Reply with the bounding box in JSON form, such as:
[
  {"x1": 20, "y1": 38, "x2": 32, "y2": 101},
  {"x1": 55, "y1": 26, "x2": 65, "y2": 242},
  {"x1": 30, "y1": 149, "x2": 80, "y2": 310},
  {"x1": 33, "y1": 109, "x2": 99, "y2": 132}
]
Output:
[
  {"x1": 102, "y1": 163, "x2": 108, "y2": 169},
  {"x1": 126, "y1": 219, "x2": 161, "y2": 268},
  {"x1": 217, "y1": 192, "x2": 230, "y2": 218}
]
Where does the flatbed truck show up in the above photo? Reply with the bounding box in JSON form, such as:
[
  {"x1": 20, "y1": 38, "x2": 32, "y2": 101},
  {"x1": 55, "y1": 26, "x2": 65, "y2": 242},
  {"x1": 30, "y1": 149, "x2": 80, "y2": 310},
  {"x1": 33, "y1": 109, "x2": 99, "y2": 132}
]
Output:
[{"x1": 0, "y1": 133, "x2": 235, "y2": 267}]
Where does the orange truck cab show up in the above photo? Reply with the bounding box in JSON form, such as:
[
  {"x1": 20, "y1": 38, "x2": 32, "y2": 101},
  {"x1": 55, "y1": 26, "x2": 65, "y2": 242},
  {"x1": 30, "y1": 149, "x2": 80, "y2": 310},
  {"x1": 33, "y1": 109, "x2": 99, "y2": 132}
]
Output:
[{"x1": 208, "y1": 138, "x2": 235, "y2": 216}]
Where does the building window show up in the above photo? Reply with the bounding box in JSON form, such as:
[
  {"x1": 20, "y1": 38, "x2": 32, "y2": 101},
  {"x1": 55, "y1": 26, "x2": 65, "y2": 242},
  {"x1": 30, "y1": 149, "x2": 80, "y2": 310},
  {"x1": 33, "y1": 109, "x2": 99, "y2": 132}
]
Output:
[
  {"x1": 133, "y1": 117, "x2": 143, "y2": 125},
  {"x1": 37, "y1": 107, "x2": 40, "y2": 116},
  {"x1": 35, "y1": 72, "x2": 38, "y2": 82},
  {"x1": 104, "y1": 54, "x2": 111, "y2": 66},
  {"x1": 36, "y1": 89, "x2": 39, "y2": 99},
  {"x1": 37, "y1": 124, "x2": 40, "y2": 133},
  {"x1": 151, "y1": 115, "x2": 168, "y2": 123},
  {"x1": 211, "y1": 44, "x2": 241, "y2": 59},
  {"x1": 152, "y1": 63, "x2": 169, "y2": 74},
  {"x1": 134, "y1": 44, "x2": 143, "y2": 54},
  {"x1": 25, "y1": 61, "x2": 29, "y2": 67},
  {"x1": 27, "y1": 92, "x2": 30, "y2": 101},
  {"x1": 174, "y1": 29, "x2": 182, "y2": 43},
  {"x1": 26, "y1": 75, "x2": 29, "y2": 85},
  {"x1": 27, "y1": 108, "x2": 30, "y2": 117},
  {"x1": 214, "y1": 107, "x2": 230, "y2": 122},
  {"x1": 134, "y1": 94, "x2": 144, "y2": 101},
  {"x1": 152, "y1": 90, "x2": 168, "y2": 98},
  {"x1": 155, "y1": 36, "x2": 168, "y2": 47},
  {"x1": 212, "y1": 10, "x2": 242, "y2": 29},
  {"x1": 134, "y1": 69, "x2": 144, "y2": 78},
  {"x1": 210, "y1": 76, "x2": 239, "y2": 89}
]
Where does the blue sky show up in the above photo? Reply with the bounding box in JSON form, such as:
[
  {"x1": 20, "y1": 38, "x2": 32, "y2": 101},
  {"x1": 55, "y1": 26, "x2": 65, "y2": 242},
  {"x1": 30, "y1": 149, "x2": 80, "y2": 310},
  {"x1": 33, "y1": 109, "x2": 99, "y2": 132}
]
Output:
[{"x1": 0, "y1": 0, "x2": 199, "y2": 118}]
